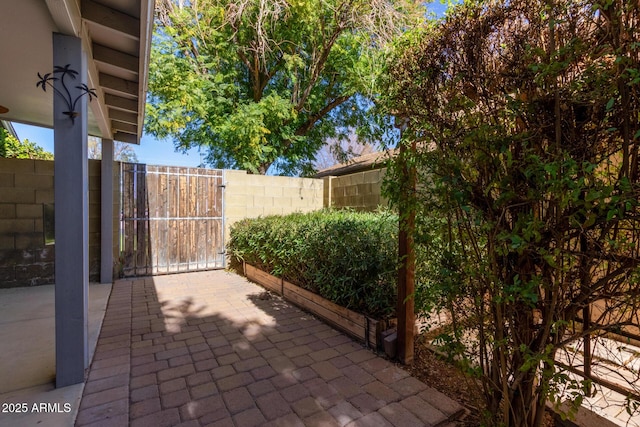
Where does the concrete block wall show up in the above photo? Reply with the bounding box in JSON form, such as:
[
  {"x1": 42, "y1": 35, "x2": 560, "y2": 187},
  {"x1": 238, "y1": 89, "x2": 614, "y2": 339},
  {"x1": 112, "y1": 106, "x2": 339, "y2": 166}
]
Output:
[
  {"x1": 4, "y1": 159, "x2": 396, "y2": 286},
  {"x1": 0, "y1": 159, "x2": 55, "y2": 287},
  {"x1": 323, "y1": 168, "x2": 388, "y2": 211},
  {"x1": 0, "y1": 158, "x2": 104, "y2": 287},
  {"x1": 224, "y1": 170, "x2": 324, "y2": 240}
]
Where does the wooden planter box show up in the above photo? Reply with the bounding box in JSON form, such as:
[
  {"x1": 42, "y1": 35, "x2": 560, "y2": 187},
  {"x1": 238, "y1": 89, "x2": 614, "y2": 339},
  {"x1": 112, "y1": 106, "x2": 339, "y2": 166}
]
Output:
[{"x1": 244, "y1": 263, "x2": 394, "y2": 351}]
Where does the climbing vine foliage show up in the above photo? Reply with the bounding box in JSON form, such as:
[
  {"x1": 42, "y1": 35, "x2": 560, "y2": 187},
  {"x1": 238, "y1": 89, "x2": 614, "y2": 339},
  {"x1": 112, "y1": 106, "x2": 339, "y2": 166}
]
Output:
[{"x1": 382, "y1": 1, "x2": 640, "y2": 425}]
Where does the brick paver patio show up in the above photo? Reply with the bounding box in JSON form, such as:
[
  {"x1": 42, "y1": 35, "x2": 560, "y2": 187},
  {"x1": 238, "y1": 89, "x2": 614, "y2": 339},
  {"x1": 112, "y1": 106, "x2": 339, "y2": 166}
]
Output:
[{"x1": 75, "y1": 270, "x2": 465, "y2": 426}]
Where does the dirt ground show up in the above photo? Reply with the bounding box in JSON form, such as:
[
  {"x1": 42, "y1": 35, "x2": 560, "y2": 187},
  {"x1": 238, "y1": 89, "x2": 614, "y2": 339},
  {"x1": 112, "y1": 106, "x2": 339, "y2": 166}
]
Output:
[
  {"x1": 403, "y1": 336, "x2": 485, "y2": 426},
  {"x1": 402, "y1": 335, "x2": 555, "y2": 427}
]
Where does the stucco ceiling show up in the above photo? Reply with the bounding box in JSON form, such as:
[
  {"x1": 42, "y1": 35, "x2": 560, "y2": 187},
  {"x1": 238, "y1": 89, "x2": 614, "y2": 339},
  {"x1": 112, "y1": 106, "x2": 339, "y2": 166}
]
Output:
[{"x1": 0, "y1": 0, "x2": 154, "y2": 144}]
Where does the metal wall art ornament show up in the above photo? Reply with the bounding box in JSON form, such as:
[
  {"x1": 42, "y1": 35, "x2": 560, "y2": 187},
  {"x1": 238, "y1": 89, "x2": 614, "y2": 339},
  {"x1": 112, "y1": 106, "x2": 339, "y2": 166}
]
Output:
[{"x1": 36, "y1": 64, "x2": 97, "y2": 123}]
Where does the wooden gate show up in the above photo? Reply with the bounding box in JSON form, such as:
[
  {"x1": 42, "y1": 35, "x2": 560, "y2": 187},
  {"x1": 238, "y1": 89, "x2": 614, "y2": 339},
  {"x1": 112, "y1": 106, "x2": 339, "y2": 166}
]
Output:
[{"x1": 119, "y1": 163, "x2": 225, "y2": 277}]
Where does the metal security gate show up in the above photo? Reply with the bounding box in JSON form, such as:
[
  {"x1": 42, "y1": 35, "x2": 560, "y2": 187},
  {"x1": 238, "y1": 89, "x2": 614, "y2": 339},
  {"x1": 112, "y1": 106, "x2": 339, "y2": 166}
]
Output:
[{"x1": 119, "y1": 163, "x2": 225, "y2": 277}]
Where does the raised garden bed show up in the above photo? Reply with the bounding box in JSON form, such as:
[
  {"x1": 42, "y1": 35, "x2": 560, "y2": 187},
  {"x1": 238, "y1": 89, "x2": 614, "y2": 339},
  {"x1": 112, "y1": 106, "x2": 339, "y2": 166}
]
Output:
[{"x1": 244, "y1": 262, "x2": 394, "y2": 351}]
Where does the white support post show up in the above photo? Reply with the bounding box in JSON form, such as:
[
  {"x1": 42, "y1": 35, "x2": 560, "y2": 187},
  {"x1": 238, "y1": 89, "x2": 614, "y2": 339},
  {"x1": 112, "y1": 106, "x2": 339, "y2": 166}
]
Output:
[
  {"x1": 54, "y1": 33, "x2": 89, "y2": 387},
  {"x1": 101, "y1": 139, "x2": 114, "y2": 283}
]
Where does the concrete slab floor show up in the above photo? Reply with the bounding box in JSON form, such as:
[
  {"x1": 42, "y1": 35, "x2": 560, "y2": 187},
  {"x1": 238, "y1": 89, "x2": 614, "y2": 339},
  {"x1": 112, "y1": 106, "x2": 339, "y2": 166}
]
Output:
[{"x1": 0, "y1": 283, "x2": 111, "y2": 427}]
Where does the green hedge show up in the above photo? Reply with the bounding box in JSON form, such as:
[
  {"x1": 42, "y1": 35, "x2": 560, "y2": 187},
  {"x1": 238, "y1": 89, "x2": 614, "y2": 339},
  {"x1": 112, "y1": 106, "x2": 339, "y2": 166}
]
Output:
[{"x1": 228, "y1": 210, "x2": 398, "y2": 319}]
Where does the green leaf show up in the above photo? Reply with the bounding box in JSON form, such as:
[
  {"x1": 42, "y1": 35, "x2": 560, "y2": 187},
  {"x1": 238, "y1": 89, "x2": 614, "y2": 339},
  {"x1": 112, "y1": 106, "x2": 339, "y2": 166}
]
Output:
[{"x1": 606, "y1": 97, "x2": 615, "y2": 111}]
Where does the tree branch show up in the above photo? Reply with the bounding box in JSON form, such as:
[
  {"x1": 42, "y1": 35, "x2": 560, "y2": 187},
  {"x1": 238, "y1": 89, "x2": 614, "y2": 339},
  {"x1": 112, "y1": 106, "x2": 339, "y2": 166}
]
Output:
[
  {"x1": 295, "y1": 32, "x2": 343, "y2": 111},
  {"x1": 295, "y1": 95, "x2": 351, "y2": 136}
]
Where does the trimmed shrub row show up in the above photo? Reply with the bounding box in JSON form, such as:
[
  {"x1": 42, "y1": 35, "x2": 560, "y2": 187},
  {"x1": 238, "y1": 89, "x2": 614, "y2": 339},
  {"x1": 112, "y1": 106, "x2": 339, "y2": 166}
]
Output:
[{"x1": 228, "y1": 210, "x2": 398, "y2": 319}]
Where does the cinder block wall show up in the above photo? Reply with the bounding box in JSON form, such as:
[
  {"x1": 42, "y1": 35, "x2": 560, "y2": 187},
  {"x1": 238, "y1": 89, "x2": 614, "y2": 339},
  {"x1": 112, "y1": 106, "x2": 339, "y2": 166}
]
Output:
[
  {"x1": 0, "y1": 158, "x2": 104, "y2": 287},
  {"x1": 224, "y1": 170, "x2": 324, "y2": 241},
  {"x1": 323, "y1": 168, "x2": 388, "y2": 211},
  {"x1": 2, "y1": 160, "x2": 349, "y2": 286}
]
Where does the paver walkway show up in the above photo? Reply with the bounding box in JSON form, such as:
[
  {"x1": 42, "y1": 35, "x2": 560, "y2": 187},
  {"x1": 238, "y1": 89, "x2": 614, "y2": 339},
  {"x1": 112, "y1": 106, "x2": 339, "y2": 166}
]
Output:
[{"x1": 75, "y1": 270, "x2": 465, "y2": 427}]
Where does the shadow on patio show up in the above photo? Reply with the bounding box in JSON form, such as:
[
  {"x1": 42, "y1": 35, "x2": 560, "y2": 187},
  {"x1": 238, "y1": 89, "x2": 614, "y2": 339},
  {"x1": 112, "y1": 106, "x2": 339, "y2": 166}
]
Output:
[{"x1": 74, "y1": 270, "x2": 464, "y2": 426}]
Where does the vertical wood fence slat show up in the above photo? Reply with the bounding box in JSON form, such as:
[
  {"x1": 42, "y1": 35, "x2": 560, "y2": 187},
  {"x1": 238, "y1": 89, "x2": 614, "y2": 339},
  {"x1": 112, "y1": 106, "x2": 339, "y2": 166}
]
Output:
[
  {"x1": 168, "y1": 171, "x2": 179, "y2": 272},
  {"x1": 157, "y1": 168, "x2": 168, "y2": 274},
  {"x1": 198, "y1": 219, "x2": 206, "y2": 270},
  {"x1": 147, "y1": 167, "x2": 157, "y2": 274},
  {"x1": 168, "y1": 219, "x2": 178, "y2": 274},
  {"x1": 135, "y1": 164, "x2": 148, "y2": 276},
  {"x1": 123, "y1": 164, "x2": 135, "y2": 276}
]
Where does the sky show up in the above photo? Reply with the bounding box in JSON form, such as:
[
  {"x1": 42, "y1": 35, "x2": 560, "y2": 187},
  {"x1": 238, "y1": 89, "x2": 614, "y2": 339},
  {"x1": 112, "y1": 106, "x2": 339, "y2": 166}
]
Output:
[
  {"x1": 11, "y1": 1, "x2": 452, "y2": 169},
  {"x1": 13, "y1": 123, "x2": 203, "y2": 167}
]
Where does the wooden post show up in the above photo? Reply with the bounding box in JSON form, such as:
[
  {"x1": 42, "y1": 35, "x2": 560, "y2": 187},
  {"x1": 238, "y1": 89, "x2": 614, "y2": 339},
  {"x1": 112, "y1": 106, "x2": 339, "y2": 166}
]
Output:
[{"x1": 396, "y1": 116, "x2": 416, "y2": 365}]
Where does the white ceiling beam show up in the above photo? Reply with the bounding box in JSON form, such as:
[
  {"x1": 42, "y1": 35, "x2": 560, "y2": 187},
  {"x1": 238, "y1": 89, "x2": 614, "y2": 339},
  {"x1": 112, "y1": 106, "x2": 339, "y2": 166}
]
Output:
[
  {"x1": 93, "y1": 44, "x2": 139, "y2": 74},
  {"x1": 99, "y1": 73, "x2": 139, "y2": 98},
  {"x1": 109, "y1": 109, "x2": 138, "y2": 125},
  {"x1": 112, "y1": 121, "x2": 137, "y2": 134},
  {"x1": 114, "y1": 132, "x2": 138, "y2": 144},
  {"x1": 105, "y1": 94, "x2": 138, "y2": 113},
  {"x1": 82, "y1": 0, "x2": 140, "y2": 40},
  {"x1": 84, "y1": 25, "x2": 112, "y2": 139}
]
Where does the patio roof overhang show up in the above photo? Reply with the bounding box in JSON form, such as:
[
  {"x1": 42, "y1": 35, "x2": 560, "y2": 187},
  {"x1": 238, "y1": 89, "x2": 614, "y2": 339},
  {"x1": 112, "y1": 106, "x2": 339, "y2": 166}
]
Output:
[{"x1": 0, "y1": 0, "x2": 154, "y2": 144}]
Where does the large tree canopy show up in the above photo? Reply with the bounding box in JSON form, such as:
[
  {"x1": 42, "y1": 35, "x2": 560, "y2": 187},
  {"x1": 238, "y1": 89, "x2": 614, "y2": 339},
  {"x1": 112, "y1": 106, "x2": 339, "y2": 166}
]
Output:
[{"x1": 146, "y1": 0, "x2": 423, "y2": 175}]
